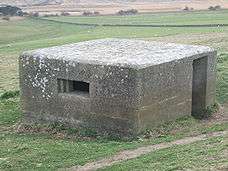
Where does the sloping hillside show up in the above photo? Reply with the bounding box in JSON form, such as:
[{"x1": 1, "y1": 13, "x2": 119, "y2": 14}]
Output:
[
  {"x1": 0, "y1": 0, "x2": 64, "y2": 6},
  {"x1": 0, "y1": 0, "x2": 204, "y2": 6},
  {"x1": 2, "y1": 0, "x2": 228, "y2": 15}
]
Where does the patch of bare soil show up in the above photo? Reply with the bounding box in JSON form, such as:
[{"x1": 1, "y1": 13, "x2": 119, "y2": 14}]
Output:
[
  {"x1": 10, "y1": 122, "x2": 98, "y2": 141},
  {"x1": 64, "y1": 130, "x2": 228, "y2": 171},
  {"x1": 0, "y1": 16, "x2": 25, "y2": 23}
]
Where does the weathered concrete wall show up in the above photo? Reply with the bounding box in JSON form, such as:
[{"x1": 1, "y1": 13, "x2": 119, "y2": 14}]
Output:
[
  {"x1": 19, "y1": 39, "x2": 217, "y2": 136},
  {"x1": 205, "y1": 52, "x2": 217, "y2": 107},
  {"x1": 136, "y1": 52, "x2": 217, "y2": 132},
  {"x1": 19, "y1": 55, "x2": 141, "y2": 136},
  {"x1": 136, "y1": 59, "x2": 192, "y2": 131},
  {"x1": 192, "y1": 56, "x2": 208, "y2": 116}
]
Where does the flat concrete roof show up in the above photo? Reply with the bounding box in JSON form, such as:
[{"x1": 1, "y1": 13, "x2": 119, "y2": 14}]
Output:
[{"x1": 22, "y1": 38, "x2": 214, "y2": 68}]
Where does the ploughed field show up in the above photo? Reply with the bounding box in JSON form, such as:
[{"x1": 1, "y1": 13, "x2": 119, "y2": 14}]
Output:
[{"x1": 0, "y1": 10, "x2": 228, "y2": 170}]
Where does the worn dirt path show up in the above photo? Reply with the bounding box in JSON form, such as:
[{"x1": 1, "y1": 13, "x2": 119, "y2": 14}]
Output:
[{"x1": 64, "y1": 130, "x2": 228, "y2": 171}]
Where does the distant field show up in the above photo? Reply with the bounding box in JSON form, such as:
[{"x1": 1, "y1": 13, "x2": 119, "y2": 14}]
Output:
[
  {"x1": 5, "y1": 0, "x2": 228, "y2": 15},
  {"x1": 42, "y1": 10, "x2": 228, "y2": 25},
  {"x1": 0, "y1": 10, "x2": 228, "y2": 170}
]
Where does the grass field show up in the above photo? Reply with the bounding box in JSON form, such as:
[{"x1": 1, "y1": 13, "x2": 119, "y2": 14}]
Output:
[
  {"x1": 0, "y1": 10, "x2": 228, "y2": 170},
  {"x1": 43, "y1": 10, "x2": 228, "y2": 25}
]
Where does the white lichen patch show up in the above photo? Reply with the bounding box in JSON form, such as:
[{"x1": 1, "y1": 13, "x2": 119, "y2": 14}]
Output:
[{"x1": 23, "y1": 56, "x2": 54, "y2": 100}]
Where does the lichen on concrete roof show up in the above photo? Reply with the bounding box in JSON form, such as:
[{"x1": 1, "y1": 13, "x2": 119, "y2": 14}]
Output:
[{"x1": 22, "y1": 38, "x2": 214, "y2": 68}]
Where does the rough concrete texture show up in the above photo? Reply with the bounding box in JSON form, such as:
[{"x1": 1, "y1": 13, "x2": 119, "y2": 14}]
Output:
[{"x1": 19, "y1": 39, "x2": 217, "y2": 136}]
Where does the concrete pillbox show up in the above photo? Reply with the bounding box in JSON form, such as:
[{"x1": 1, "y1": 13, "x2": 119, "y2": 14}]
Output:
[{"x1": 19, "y1": 39, "x2": 217, "y2": 136}]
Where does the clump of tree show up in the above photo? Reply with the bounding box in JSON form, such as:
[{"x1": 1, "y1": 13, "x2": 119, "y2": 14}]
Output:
[
  {"x1": 2, "y1": 16, "x2": 10, "y2": 21},
  {"x1": 61, "y1": 12, "x2": 70, "y2": 16},
  {"x1": 117, "y1": 9, "x2": 138, "y2": 15},
  {"x1": 208, "y1": 5, "x2": 221, "y2": 11},
  {"x1": 44, "y1": 13, "x2": 59, "y2": 17},
  {"x1": 22, "y1": 12, "x2": 29, "y2": 16},
  {"x1": 183, "y1": 6, "x2": 194, "y2": 11},
  {"x1": 94, "y1": 11, "x2": 100, "y2": 15},
  {"x1": 0, "y1": 5, "x2": 23, "y2": 16},
  {"x1": 82, "y1": 11, "x2": 92, "y2": 16},
  {"x1": 82, "y1": 11, "x2": 100, "y2": 16},
  {"x1": 29, "y1": 12, "x2": 39, "y2": 17}
]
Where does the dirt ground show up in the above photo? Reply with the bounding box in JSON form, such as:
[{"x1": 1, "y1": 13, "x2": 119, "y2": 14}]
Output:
[
  {"x1": 18, "y1": 0, "x2": 228, "y2": 16},
  {"x1": 0, "y1": 16, "x2": 25, "y2": 23}
]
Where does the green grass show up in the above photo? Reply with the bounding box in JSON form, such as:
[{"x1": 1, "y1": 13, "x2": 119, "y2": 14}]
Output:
[
  {"x1": 0, "y1": 19, "x2": 89, "y2": 55},
  {"x1": 0, "y1": 133, "x2": 141, "y2": 170},
  {"x1": 0, "y1": 19, "x2": 87, "y2": 46},
  {"x1": 217, "y1": 53, "x2": 228, "y2": 103},
  {"x1": 0, "y1": 10, "x2": 228, "y2": 170},
  {"x1": 100, "y1": 136, "x2": 228, "y2": 171},
  {"x1": 0, "y1": 90, "x2": 19, "y2": 100},
  {"x1": 2, "y1": 19, "x2": 228, "y2": 55},
  {"x1": 43, "y1": 10, "x2": 228, "y2": 25},
  {"x1": 0, "y1": 98, "x2": 21, "y2": 127}
]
